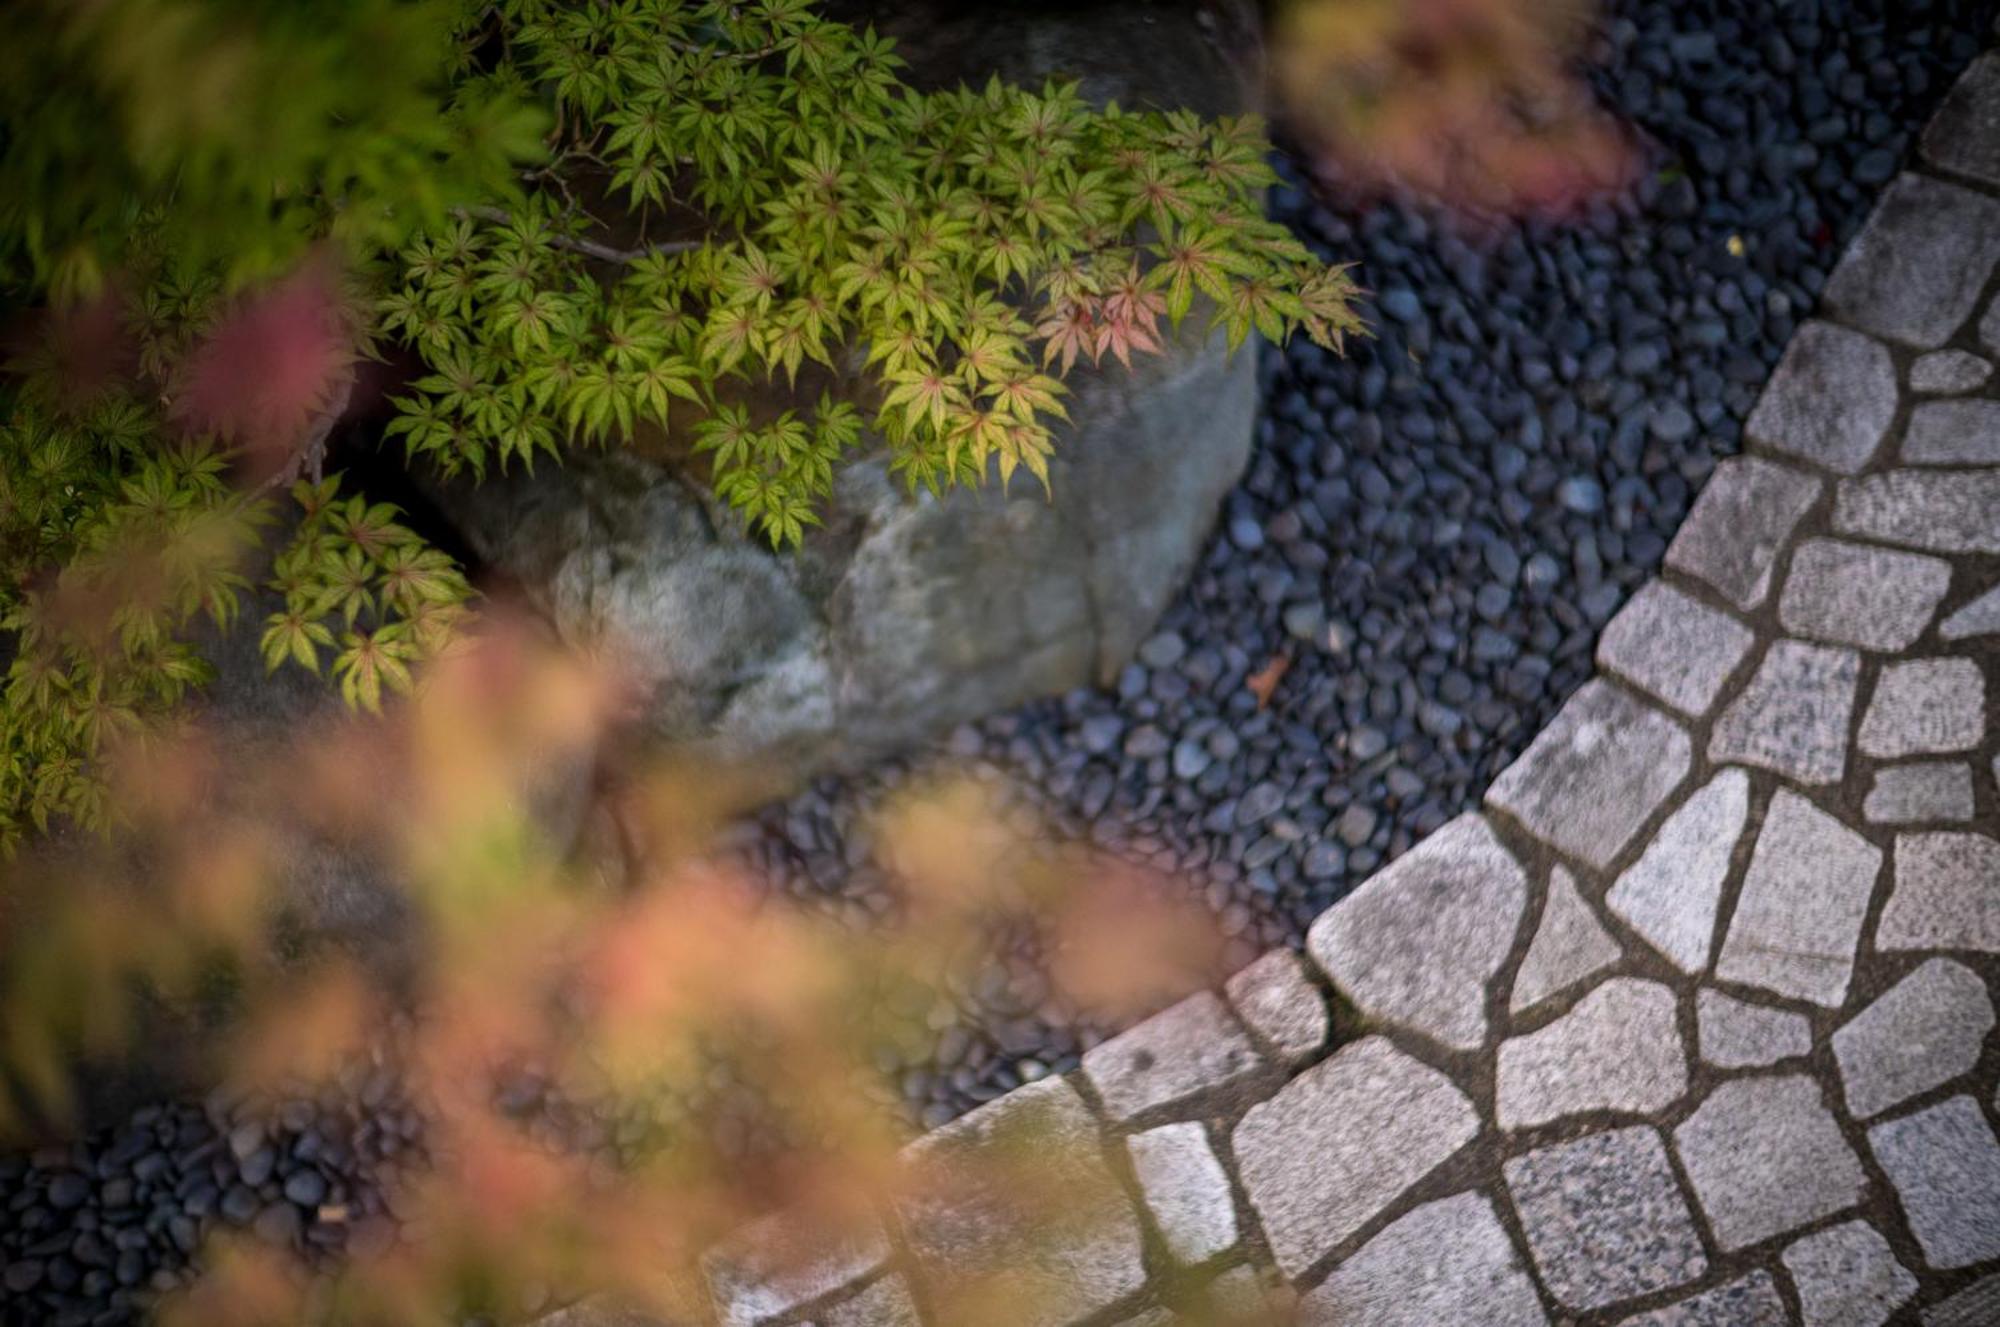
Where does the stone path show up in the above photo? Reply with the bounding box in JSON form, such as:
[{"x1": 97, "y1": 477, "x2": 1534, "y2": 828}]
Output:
[{"x1": 653, "y1": 48, "x2": 2000, "y2": 1327}]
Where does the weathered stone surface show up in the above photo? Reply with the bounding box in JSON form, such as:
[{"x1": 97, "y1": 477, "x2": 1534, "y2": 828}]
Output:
[
  {"x1": 416, "y1": 7, "x2": 1260, "y2": 784},
  {"x1": 1823, "y1": 173, "x2": 2000, "y2": 347},
  {"x1": 1778, "y1": 539, "x2": 1952, "y2": 652},
  {"x1": 1940, "y1": 581, "x2": 2000, "y2": 640},
  {"x1": 1511, "y1": 866, "x2": 1622, "y2": 1014},
  {"x1": 1696, "y1": 989, "x2": 1813, "y2": 1070},
  {"x1": 701, "y1": 1209, "x2": 888, "y2": 1327},
  {"x1": 1595, "y1": 582, "x2": 1756, "y2": 717},
  {"x1": 1486, "y1": 682, "x2": 1691, "y2": 870},
  {"x1": 1088, "y1": 991, "x2": 1256, "y2": 1127},
  {"x1": 1910, "y1": 349, "x2": 1994, "y2": 394},
  {"x1": 1306, "y1": 813, "x2": 1526, "y2": 1050},
  {"x1": 817, "y1": 1276, "x2": 921, "y2": 1327},
  {"x1": 1081, "y1": 991, "x2": 1262, "y2": 1124},
  {"x1": 1616, "y1": 1272, "x2": 1789, "y2": 1327},
  {"x1": 1923, "y1": 51, "x2": 2000, "y2": 186},
  {"x1": 1835, "y1": 469, "x2": 2000, "y2": 554},
  {"x1": 1864, "y1": 763, "x2": 1976, "y2": 825},
  {"x1": 1747, "y1": 321, "x2": 1899, "y2": 472},
  {"x1": 1716, "y1": 790, "x2": 1882, "y2": 1006},
  {"x1": 1782, "y1": 1220, "x2": 1917, "y2": 1327},
  {"x1": 1124, "y1": 1123, "x2": 1238, "y2": 1266},
  {"x1": 1858, "y1": 658, "x2": 1986, "y2": 758},
  {"x1": 1904, "y1": 399, "x2": 2000, "y2": 465},
  {"x1": 1835, "y1": 959, "x2": 1995, "y2": 1120},
  {"x1": 897, "y1": 1077, "x2": 1146, "y2": 1327},
  {"x1": 1674, "y1": 1075, "x2": 1868, "y2": 1252},
  {"x1": 1496, "y1": 979, "x2": 1687, "y2": 1130},
  {"x1": 1878, "y1": 831, "x2": 2000, "y2": 953},
  {"x1": 1295, "y1": 1192, "x2": 1547, "y2": 1327},
  {"x1": 1925, "y1": 1272, "x2": 2000, "y2": 1327},
  {"x1": 1666, "y1": 457, "x2": 1822, "y2": 610},
  {"x1": 1868, "y1": 1095, "x2": 2000, "y2": 1270},
  {"x1": 1502, "y1": 1127, "x2": 1707, "y2": 1311},
  {"x1": 1204, "y1": 1265, "x2": 1290, "y2": 1321},
  {"x1": 1224, "y1": 949, "x2": 1328, "y2": 1068},
  {"x1": 1233, "y1": 1037, "x2": 1478, "y2": 1279},
  {"x1": 1606, "y1": 769, "x2": 1749, "y2": 974},
  {"x1": 1707, "y1": 641, "x2": 1859, "y2": 785}
]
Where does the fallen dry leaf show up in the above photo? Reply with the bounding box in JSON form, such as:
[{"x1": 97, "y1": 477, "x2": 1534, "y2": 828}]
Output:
[{"x1": 1246, "y1": 652, "x2": 1292, "y2": 710}]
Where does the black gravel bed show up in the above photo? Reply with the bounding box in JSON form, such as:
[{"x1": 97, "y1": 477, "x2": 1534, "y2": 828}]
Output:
[
  {"x1": 5, "y1": 1, "x2": 1996, "y2": 1321},
  {"x1": 732, "y1": 0, "x2": 2000, "y2": 1131}
]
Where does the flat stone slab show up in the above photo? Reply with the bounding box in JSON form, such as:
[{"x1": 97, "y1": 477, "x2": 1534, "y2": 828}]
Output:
[
  {"x1": 1747, "y1": 321, "x2": 1899, "y2": 473},
  {"x1": 1697, "y1": 989, "x2": 1812, "y2": 1070},
  {"x1": 1708, "y1": 640, "x2": 1859, "y2": 785},
  {"x1": 1496, "y1": 978, "x2": 1687, "y2": 1130},
  {"x1": 1910, "y1": 349, "x2": 1993, "y2": 394},
  {"x1": 896, "y1": 1077, "x2": 1146, "y2": 1327},
  {"x1": 1223, "y1": 949, "x2": 1327, "y2": 1068},
  {"x1": 817, "y1": 1277, "x2": 922, "y2": 1327},
  {"x1": 1511, "y1": 865, "x2": 1621, "y2": 1014},
  {"x1": 1080, "y1": 991, "x2": 1263, "y2": 1124},
  {"x1": 1595, "y1": 582, "x2": 1755, "y2": 718},
  {"x1": 1295, "y1": 1192, "x2": 1547, "y2": 1327},
  {"x1": 1233, "y1": 1037, "x2": 1478, "y2": 1280},
  {"x1": 1782, "y1": 1220, "x2": 1917, "y2": 1327},
  {"x1": 1715, "y1": 790, "x2": 1882, "y2": 1007},
  {"x1": 1864, "y1": 762, "x2": 1976, "y2": 825},
  {"x1": 1824, "y1": 173, "x2": 2000, "y2": 348},
  {"x1": 702, "y1": 1209, "x2": 889, "y2": 1327},
  {"x1": 1666, "y1": 457, "x2": 1822, "y2": 610},
  {"x1": 1502, "y1": 1126, "x2": 1708, "y2": 1311},
  {"x1": 1940, "y1": 581, "x2": 2000, "y2": 640},
  {"x1": 1606, "y1": 769, "x2": 1750, "y2": 974},
  {"x1": 1674, "y1": 1075, "x2": 1868, "y2": 1252},
  {"x1": 1124, "y1": 1122, "x2": 1238, "y2": 1266},
  {"x1": 1835, "y1": 469, "x2": 2000, "y2": 554},
  {"x1": 1778, "y1": 539, "x2": 1952, "y2": 652},
  {"x1": 1616, "y1": 1271, "x2": 1789, "y2": 1326},
  {"x1": 1904, "y1": 399, "x2": 2000, "y2": 465},
  {"x1": 1858, "y1": 658, "x2": 1986, "y2": 758},
  {"x1": 1878, "y1": 831, "x2": 2000, "y2": 953},
  {"x1": 1834, "y1": 958, "x2": 1995, "y2": 1120},
  {"x1": 1868, "y1": 1095, "x2": 2000, "y2": 1270},
  {"x1": 1486, "y1": 681, "x2": 1690, "y2": 870},
  {"x1": 1307, "y1": 813, "x2": 1526, "y2": 1050},
  {"x1": 1925, "y1": 1272, "x2": 2000, "y2": 1327},
  {"x1": 1923, "y1": 51, "x2": 2000, "y2": 186}
]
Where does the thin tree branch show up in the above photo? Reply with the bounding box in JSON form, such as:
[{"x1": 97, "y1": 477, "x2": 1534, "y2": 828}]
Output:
[
  {"x1": 256, "y1": 372, "x2": 354, "y2": 497},
  {"x1": 453, "y1": 205, "x2": 703, "y2": 264}
]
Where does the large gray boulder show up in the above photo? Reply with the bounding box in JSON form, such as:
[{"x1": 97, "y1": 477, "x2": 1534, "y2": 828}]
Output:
[{"x1": 421, "y1": 2, "x2": 1262, "y2": 780}]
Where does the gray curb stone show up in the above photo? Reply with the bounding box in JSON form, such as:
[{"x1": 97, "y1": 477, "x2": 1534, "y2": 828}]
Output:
[
  {"x1": 1778, "y1": 539, "x2": 1952, "y2": 652},
  {"x1": 1832, "y1": 958, "x2": 1995, "y2": 1120},
  {"x1": 1823, "y1": 173, "x2": 2000, "y2": 348},
  {"x1": 1233, "y1": 1037, "x2": 1477, "y2": 1279},
  {"x1": 1674, "y1": 1075, "x2": 1868, "y2": 1252},
  {"x1": 1665, "y1": 457, "x2": 1822, "y2": 611},
  {"x1": 1747, "y1": 321, "x2": 1899, "y2": 473},
  {"x1": 1877, "y1": 832, "x2": 2000, "y2": 953},
  {"x1": 1496, "y1": 979, "x2": 1687, "y2": 1130},
  {"x1": 1606, "y1": 769, "x2": 1750, "y2": 974},
  {"x1": 1502, "y1": 1126, "x2": 1708, "y2": 1311},
  {"x1": 1715, "y1": 789, "x2": 1882, "y2": 1007},
  {"x1": 1080, "y1": 991, "x2": 1264, "y2": 1124},
  {"x1": 1868, "y1": 1096, "x2": 2000, "y2": 1270},
  {"x1": 1295, "y1": 1192, "x2": 1547, "y2": 1327},
  {"x1": 1485, "y1": 681, "x2": 1691, "y2": 870},
  {"x1": 1307, "y1": 813, "x2": 1526, "y2": 1051},
  {"x1": 1510, "y1": 865, "x2": 1621, "y2": 1014},
  {"x1": 1708, "y1": 640, "x2": 1860, "y2": 785},
  {"x1": 1782, "y1": 1220, "x2": 1917, "y2": 1327}
]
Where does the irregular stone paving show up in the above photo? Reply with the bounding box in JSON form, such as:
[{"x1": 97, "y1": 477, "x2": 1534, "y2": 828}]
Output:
[{"x1": 600, "y1": 51, "x2": 2000, "y2": 1327}]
